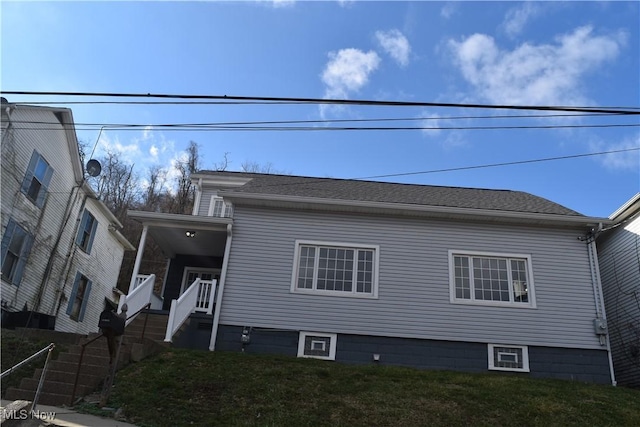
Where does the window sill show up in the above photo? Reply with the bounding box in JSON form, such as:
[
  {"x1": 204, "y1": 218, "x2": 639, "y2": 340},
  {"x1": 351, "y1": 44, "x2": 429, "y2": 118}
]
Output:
[
  {"x1": 292, "y1": 289, "x2": 378, "y2": 300},
  {"x1": 451, "y1": 299, "x2": 536, "y2": 309}
]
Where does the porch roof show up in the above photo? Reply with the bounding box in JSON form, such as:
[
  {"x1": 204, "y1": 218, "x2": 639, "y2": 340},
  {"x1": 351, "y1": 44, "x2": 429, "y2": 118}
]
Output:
[{"x1": 127, "y1": 210, "x2": 231, "y2": 257}]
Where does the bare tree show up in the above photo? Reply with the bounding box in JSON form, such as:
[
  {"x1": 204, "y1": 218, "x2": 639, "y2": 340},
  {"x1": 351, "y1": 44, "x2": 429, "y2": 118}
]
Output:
[
  {"x1": 167, "y1": 141, "x2": 200, "y2": 214},
  {"x1": 241, "y1": 160, "x2": 289, "y2": 175},
  {"x1": 89, "y1": 151, "x2": 140, "y2": 222},
  {"x1": 142, "y1": 165, "x2": 167, "y2": 211}
]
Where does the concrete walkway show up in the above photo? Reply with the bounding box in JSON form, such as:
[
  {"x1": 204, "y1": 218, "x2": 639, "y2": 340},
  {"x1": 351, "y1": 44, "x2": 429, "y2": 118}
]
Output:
[{"x1": 1, "y1": 400, "x2": 138, "y2": 427}]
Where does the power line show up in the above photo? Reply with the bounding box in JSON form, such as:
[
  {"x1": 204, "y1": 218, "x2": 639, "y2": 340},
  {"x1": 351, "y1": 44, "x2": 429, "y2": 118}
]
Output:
[
  {"x1": 6, "y1": 111, "x2": 631, "y2": 128},
  {"x1": 356, "y1": 147, "x2": 640, "y2": 180},
  {"x1": 4, "y1": 90, "x2": 640, "y2": 114}
]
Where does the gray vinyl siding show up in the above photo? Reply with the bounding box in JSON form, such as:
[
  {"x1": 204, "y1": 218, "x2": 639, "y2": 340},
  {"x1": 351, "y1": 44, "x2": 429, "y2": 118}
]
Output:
[
  {"x1": 197, "y1": 189, "x2": 218, "y2": 216},
  {"x1": 598, "y1": 214, "x2": 640, "y2": 387},
  {"x1": 220, "y1": 206, "x2": 603, "y2": 350}
]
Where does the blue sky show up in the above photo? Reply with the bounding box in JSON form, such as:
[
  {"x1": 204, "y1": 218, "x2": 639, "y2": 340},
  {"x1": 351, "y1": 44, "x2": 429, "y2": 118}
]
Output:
[{"x1": 2, "y1": 1, "x2": 639, "y2": 218}]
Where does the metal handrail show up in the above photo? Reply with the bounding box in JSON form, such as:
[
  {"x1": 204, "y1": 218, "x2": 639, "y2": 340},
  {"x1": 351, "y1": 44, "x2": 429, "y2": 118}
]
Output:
[
  {"x1": 1, "y1": 343, "x2": 55, "y2": 379},
  {"x1": 69, "y1": 303, "x2": 153, "y2": 405}
]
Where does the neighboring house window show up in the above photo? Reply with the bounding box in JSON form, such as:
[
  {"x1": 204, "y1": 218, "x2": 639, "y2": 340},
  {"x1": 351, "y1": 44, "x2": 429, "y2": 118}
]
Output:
[
  {"x1": 297, "y1": 332, "x2": 337, "y2": 360},
  {"x1": 76, "y1": 210, "x2": 98, "y2": 254},
  {"x1": 21, "y1": 150, "x2": 54, "y2": 208},
  {"x1": 449, "y1": 251, "x2": 535, "y2": 307},
  {"x1": 208, "y1": 196, "x2": 233, "y2": 218},
  {"x1": 488, "y1": 344, "x2": 530, "y2": 372},
  {"x1": 291, "y1": 241, "x2": 379, "y2": 298},
  {"x1": 1, "y1": 218, "x2": 34, "y2": 286},
  {"x1": 66, "y1": 272, "x2": 92, "y2": 322}
]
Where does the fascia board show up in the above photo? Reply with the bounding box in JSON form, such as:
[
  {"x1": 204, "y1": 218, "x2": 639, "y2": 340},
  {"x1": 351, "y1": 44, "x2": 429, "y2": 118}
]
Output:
[
  {"x1": 218, "y1": 191, "x2": 611, "y2": 227},
  {"x1": 608, "y1": 193, "x2": 640, "y2": 222},
  {"x1": 190, "y1": 173, "x2": 252, "y2": 187},
  {"x1": 127, "y1": 210, "x2": 233, "y2": 229}
]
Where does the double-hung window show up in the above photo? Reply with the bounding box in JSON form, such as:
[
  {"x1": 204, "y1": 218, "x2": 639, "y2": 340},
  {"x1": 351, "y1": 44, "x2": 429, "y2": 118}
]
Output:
[
  {"x1": 1, "y1": 218, "x2": 34, "y2": 286},
  {"x1": 449, "y1": 250, "x2": 535, "y2": 307},
  {"x1": 208, "y1": 196, "x2": 233, "y2": 218},
  {"x1": 22, "y1": 150, "x2": 54, "y2": 208},
  {"x1": 66, "y1": 272, "x2": 92, "y2": 322},
  {"x1": 76, "y1": 210, "x2": 98, "y2": 254},
  {"x1": 292, "y1": 241, "x2": 379, "y2": 298}
]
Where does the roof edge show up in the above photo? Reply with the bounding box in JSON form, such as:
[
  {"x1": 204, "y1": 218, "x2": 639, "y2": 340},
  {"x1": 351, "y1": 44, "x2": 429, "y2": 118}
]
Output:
[
  {"x1": 609, "y1": 193, "x2": 640, "y2": 223},
  {"x1": 218, "y1": 191, "x2": 610, "y2": 227}
]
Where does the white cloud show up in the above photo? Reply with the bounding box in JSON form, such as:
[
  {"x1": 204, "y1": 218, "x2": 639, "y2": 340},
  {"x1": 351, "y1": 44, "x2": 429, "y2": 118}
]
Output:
[
  {"x1": 322, "y1": 48, "x2": 381, "y2": 99},
  {"x1": 150, "y1": 145, "x2": 159, "y2": 160},
  {"x1": 271, "y1": 0, "x2": 295, "y2": 8},
  {"x1": 337, "y1": 0, "x2": 355, "y2": 8},
  {"x1": 375, "y1": 29, "x2": 411, "y2": 67},
  {"x1": 502, "y1": 2, "x2": 540, "y2": 38},
  {"x1": 447, "y1": 26, "x2": 625, "y2": 106},
  {"x1": 591, "y1": 133, "x2": 640, "y2": 171},
  {"x1": 440, "y1": 2, "x2": 458, "y2": 19}
]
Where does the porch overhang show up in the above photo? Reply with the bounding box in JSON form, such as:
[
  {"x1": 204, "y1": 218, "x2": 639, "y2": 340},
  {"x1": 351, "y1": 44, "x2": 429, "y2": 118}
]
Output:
[{"x1": 127, "y1": 210, "x2": 232, "y2": 258}]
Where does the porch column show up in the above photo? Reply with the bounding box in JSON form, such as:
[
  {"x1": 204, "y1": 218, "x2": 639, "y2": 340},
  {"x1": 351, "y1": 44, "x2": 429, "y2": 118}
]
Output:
[{"x1": 129, "y1": 224, "x2": 149, "y2": 292}]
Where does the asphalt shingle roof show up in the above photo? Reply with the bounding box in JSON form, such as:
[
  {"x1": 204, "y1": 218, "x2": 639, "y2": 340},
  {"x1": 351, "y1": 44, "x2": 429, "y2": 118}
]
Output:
[{"x1": 201, "y1": 171, "x2": 583, "y2": 217}]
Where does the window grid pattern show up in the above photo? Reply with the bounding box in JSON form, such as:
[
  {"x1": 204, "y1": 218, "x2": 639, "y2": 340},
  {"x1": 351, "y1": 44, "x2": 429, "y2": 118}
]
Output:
[
  {"x1": 209, "y1": 197, "x2": 233, "y2": 218},
  {"x1": 76, "y1": 210, "x2": 98, "y2": 254},
  {"x1": 453, "y1": 254, "x2": 530, "y2": 304},
  {"x1": 296, "y1": 244, "x2": 375, "y2": 296},
  {"x1": 493, "y1": 346, "x2": 524, "y2": 370}
]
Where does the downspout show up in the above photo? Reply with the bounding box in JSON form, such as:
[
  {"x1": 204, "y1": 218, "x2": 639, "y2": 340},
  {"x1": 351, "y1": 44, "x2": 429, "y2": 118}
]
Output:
[
  {"x1": 209, "y1": 223, "x2": 233, "y2": 351},
  {"x1": 586, "y1": 223, "x2": 617, "y2": 386}
]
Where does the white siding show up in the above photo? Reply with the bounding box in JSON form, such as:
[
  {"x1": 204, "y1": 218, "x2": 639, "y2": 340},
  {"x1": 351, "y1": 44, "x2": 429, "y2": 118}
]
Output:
[
  {"x1": 220, "y1": 206, "x2": 603, "y2": 350},
  {"x1": 1, "y1": 106, "x2": 128, "y2": 334},
  {"x1": 598, "y1": 214, "x2": 640, "y2": 387}
]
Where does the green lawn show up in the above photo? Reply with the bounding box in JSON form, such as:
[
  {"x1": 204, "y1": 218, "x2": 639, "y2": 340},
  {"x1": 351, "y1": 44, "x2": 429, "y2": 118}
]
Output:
[{"x1": 105, "y1": 349, "x2": 640, "y2": 427}]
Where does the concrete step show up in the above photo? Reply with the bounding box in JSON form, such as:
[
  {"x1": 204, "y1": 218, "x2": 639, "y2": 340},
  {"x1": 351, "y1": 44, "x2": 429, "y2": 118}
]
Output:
[
  {"x1": 48, "y1": 360, "x2": 110, "y2": 376},
  {"x1": 5, "y1": 387, "x2": 72, "y2": 407},
  {"x1": 34, "y1": 368, "x2": 105, "y2": 387},
  {"x1": 18, "y1": 378, "x2": 94, "y2": 397}
]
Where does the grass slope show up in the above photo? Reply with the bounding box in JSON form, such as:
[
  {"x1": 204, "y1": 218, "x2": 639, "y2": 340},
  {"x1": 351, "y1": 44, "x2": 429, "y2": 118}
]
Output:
[
  {"x1": 108, "y1": 349, "x2": 640, "y2": 427},
  {"x1": 1, "y1": 329, "x2": 65, "y2": 397}
]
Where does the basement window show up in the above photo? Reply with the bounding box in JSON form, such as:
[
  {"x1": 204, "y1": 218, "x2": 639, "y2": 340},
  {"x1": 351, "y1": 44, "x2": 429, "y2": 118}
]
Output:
[
  {"x1": 297, "y1": 332, "x2": 337, "y2": 361},
  {"x1": 488, "y1": 344, "x2": 529, "y2": 372}
]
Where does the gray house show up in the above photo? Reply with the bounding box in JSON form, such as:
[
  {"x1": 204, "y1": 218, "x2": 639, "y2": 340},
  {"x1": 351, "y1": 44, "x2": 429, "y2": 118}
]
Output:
[
  {"x1": 597, "y1": 193, "x2": 640, "y2": 388},
  {"x1": 123, "y1": 171, "x2": 616, "y2": 384}
]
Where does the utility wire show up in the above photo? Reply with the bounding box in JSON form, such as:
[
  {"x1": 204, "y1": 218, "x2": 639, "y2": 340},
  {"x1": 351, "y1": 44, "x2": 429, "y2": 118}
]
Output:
[
  {"x1": 5, "y1": 111, "x2": 632, "y2": 128},
  {"x1": 356, "y1": 147, "x2": 640, "y2": 180},
  {"x1": 4, "y1": 90, "x2": 640, "y2": 114},
  {"x1": 8, "y1": 123, "x2": 639, "y2": 132}
]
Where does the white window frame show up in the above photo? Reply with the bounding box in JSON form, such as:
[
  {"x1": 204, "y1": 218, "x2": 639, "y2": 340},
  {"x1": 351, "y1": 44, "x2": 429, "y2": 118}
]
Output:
[
  {"x1": 297, "y1": 332, "x2": 337, "y2": 361},
  {"x1": 448, "y1": 250, "x2": 536, "y2": 308},
  {"x1": 488, "y1": 344, "x2": 530, "y2": 372},
  {"x1": 207, "y1": 196, "x2": 233, "y2": 218},
  {"x1": 290, "y1": 240, "x2": 380, "y2": 299}
]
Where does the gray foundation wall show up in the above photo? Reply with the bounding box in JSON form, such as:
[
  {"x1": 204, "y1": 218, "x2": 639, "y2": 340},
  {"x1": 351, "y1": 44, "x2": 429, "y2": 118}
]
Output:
[{"x1": 216, "y1": 324, "x2": 612, "y2": 384}]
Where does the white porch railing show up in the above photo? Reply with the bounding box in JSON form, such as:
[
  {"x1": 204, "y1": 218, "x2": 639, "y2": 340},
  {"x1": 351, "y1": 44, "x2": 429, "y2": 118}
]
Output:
[
  {"x1": 132, "y1": 274, "x2": 152, "y2": 291},
  {"x1": 118, "y1": 274, "x2": 156, "y2": 326},
  {"x1": 165, "y1": 278, "x2": 217, "y2": 343}
]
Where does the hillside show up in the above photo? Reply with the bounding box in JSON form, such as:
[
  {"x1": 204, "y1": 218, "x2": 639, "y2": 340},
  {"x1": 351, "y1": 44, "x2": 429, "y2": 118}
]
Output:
[{"x1": 104, "y1": 349, "x2": 640, "y2": 427}]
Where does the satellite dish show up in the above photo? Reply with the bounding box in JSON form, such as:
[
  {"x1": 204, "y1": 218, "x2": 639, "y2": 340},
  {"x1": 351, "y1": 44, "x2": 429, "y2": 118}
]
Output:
[{"x1": 86, "y1": 159, "x2": 102, "y2": 177}]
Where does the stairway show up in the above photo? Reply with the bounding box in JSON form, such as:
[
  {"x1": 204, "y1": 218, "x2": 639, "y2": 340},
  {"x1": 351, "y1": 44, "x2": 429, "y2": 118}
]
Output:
[{"x1": 4, "y1": 311, "x2": 170, "y2": 406}]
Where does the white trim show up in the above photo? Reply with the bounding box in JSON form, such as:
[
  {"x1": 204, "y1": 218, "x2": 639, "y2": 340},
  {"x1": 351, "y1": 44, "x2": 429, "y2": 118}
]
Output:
[
  {"x1": 448, "y1": 250, "x2": 536, "y2": 308},
  {"x1": 488, "y1": 344, "x2": 530, "y2": 372},
  {"x1": 219, "y1": 191, "x2": 609, "y2": 227},
  {"x1": 209, "y1": 224, "x2": 233, "y2": 351},
  {"x1": 192, "y1": 178, "x2": 202, "y2": 216},
  {"x1": 297, "y1": 332, "x2": 337, "y2": 360},
  {"x1": 290, "y1": 240, "x2": 380, "y2": 299}
]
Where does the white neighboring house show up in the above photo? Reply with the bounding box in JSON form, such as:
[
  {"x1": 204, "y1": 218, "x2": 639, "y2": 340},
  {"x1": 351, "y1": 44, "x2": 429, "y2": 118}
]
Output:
[
  {"x1": 1, "y1": 99, "x2": 134, "y2": 335},
  {"x1": 597, "y1": 193, "x2": 640, "y2": 388}
]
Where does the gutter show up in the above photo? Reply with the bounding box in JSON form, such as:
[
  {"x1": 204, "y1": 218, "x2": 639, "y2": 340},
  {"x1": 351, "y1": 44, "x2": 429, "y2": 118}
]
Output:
[
  {"x1": 209, "y1": 223, "x2": 233, "y2": 351},
  {"x1": 218, "y1": 191, "x2": 610, "y2": 227}
]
